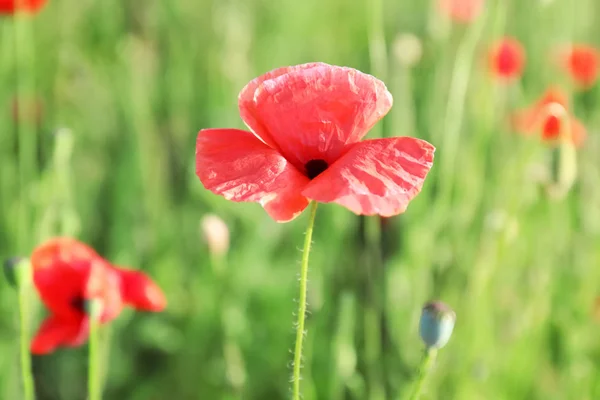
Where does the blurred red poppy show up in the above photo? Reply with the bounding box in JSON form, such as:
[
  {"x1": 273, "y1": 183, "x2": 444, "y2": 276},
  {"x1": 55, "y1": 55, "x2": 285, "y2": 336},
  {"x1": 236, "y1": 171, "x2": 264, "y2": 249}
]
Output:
[
  {"x1": 438, "y1": 0, "x2": 484, "y2": 23},
  {"x1": 195, "y1": 63, "x2": 435, "y2": 222},
  {"x1": 557, "y1": 44, "x2": 600, "y2": 89},
  {"x1": 488, "y1": 37, "x2": 525, "y2": 82},
  {"x1": 30, "y1": 238, "x2": 166, "y2": 354},
  {"x1": 512, "y1": 87, "x2": 586, "y2": 147},
  {"x1": 0, "y1": 0, "x2": 47, "y2": 14}
]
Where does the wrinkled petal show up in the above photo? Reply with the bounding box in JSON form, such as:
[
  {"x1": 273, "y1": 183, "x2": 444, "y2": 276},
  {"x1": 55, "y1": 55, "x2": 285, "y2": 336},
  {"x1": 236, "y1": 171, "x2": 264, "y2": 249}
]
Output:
[
  {"x1": 302, "y1": 137, "x2": 435, "y2": 216},
  {"x1": 238, "y1": 63, "x2": 327, "y2": 149},
  {"x1": 196, "y1": 129, "x2": 310, "y2": 222},
  {"x1": 241, "y1": 63, "x2": 393, "y2": 171},
  {"x1": 116, "y1": 268, "x2": 167, "y2": 312},
  {"x1": 31, "y1": 315, "x2": 89, "y2": 355}
]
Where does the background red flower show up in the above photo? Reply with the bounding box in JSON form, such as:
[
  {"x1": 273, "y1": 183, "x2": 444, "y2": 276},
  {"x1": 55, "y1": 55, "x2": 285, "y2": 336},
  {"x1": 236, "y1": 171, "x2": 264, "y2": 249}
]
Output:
[
  {"x1": 557, "y1": 44, "x2": 600, "y2": 89},
  {"x1": 512, "y1": 87, "x2": 586, "y2": 147},
  {"x1": 438, "y1": 0, "x2": 484, "y2": 23},
  {"x1": 30, "y1": 238, "x2": 166, "y2": 354},
  {"x1": 488, "y1": 37, "x2": 525, "y2": 82},
  {"x1": 0, "y1": 0, "x2": 47, "y2": 14}
]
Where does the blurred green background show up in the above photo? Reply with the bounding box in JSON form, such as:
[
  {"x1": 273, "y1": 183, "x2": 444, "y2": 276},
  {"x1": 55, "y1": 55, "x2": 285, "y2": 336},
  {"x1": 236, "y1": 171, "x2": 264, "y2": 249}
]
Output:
[{"x1": 1, "y1": 0, "x2": 600, "y2": 399}]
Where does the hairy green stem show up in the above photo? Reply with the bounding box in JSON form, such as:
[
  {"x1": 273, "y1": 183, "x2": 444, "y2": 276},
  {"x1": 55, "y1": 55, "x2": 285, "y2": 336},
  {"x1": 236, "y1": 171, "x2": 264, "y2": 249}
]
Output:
[
  {"x1": 408, "y1": 348, "x2": 437, "y2": 400},
  {"x1": 88, "y1": 306, "x2": 103, "y2": 400},
  {"x1": 18, "y1": 272, "x2": 35, "y2": 400},
  {"x1": 292, "y1": 201, "x2": 318, "y2": 400},
  {"x1": 14, "y1": 9, "x2": 36, "y2": 400}
]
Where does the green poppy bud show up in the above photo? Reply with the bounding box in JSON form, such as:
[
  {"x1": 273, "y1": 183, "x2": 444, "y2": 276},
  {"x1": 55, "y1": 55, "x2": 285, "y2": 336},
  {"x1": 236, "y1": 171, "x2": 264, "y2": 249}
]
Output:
[
  {"x1": 419, "y1": 301, "x2": 456, "y2": 350},
  {"x1": 3, "y1": 257, "x2": 31, "y2": 289}
]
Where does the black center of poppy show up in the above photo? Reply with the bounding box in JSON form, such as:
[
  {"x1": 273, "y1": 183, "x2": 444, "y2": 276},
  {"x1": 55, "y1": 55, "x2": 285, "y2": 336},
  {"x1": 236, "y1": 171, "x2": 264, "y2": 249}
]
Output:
[
  {"x1": 70, "y1": 296, "x2": 86, "y2": 313},
  {"x1": 305, "y1": 159, "x2": 329, "y2": 179}
]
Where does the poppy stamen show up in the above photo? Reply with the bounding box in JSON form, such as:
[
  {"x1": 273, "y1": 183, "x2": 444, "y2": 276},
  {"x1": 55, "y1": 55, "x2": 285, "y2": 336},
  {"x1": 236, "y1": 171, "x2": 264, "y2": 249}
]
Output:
[
  {"x1": 70, "y1": 296, "x2": 86, "y2": 313},
  {"x1": 305, "y1": 159, "x2": 328, "y2": 179}
]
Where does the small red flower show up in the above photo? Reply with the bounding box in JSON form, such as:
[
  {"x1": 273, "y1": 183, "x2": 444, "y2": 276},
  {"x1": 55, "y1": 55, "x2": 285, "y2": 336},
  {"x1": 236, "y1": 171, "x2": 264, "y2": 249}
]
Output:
[
  {"x1": 0, "y1": 0, "x2": 47, "y2": 14},
  {"x1": 512, "y1": 87, "x2": 587, "y2": 147},
  {"x1": 488, "y1": 37, "x2": 525, "y2": 82},
  {"x1": 557, "y1": 44, "x2": 600, "y2": 89},
  {"x1": 195, "y1": 63, "x2": 435, "y2": 222},
  {"x1": 30, "y1": 238, "x2": 166, "y2": 354},
  {"x1": 438, "y1": 0, "x2": 484, "y2": 23}
]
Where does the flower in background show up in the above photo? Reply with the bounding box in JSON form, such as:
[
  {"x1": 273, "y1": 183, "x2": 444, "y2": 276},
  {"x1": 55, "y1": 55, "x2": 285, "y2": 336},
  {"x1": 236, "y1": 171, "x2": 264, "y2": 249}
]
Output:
[
  {"x1": 488, "y1": 37, "x2": 525, "y2": 82},
  {"x1": 196, "y1": 63, "x2": 435, "y2": 223},
  {"x1": 0, "y1": 0, "x2": 47, "y2": 14},
  {"x1": 512, "y1": 87, "x2": 587, "y2": 147},
  {"x1": 438, "y1": 0, "x2": 484, "y2": 23},
  {"x1": 556, "y1": 44, "x2": 600, "y2": 89},
  {"x1": 30, "y1": 238, "x2": 166, "y2": 354}
]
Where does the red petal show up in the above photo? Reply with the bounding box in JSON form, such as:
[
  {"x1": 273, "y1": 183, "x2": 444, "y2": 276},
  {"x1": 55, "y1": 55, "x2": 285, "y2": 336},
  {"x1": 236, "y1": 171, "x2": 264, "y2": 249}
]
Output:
[
  {"x1": 240, "y1": 63, "x2": 393, "y2": 171},
  {"x1": 196, "y1": 129, "x2": 310, "y2": 222},
  {"x1": 238, "y1": 63, "x2": 328, "y2": 149},
  {"x1": 116, "y1": 268, "x2": 167, "y2": 312},
  {"x1": 31, "y1": 315, "x2": 88, "y2": 355},
  {"x1": 302, "y1": 137, "x2": 435, "y2": 216}
]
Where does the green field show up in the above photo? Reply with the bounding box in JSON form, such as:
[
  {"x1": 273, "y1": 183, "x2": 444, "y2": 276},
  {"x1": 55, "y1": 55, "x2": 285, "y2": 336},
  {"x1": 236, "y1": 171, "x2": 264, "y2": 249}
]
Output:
[{"x1": 1, "y1": 0, "x2": 600, "y2": 399}]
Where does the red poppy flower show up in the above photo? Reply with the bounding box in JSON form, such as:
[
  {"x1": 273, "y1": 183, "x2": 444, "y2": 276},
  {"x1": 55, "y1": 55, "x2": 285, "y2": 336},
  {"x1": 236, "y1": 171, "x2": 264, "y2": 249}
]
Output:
[
  {"x1": 512, "y1": 87, "x2": 586, "y2": 147},
  {"x1": 30, "y1": 238, "x2": 166, "y2": 354},
  {"x1": 557, "y1": 44, "x2": 600, "y2": 88},
  {"x1": 438, "y1": 0, "x2": 484, "y2": 23},
  {"x1": 195, "y1": 63, "x2": 435, "y2": 222},
  {"x1": 488, "y1": 37, "x2": 525, "y2": 82},
  {"x1": 0, "y1": 0, "x2": 46, "y2": 14}
]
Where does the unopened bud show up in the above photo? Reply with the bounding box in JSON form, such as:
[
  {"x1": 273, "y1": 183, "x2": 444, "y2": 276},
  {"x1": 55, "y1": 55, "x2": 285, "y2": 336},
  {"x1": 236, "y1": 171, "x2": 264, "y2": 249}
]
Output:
[
  {"x1": 544, "y1": 104, "x2": 578, "y2": 199},
  {"x1": 419, "y1": 301, "x2": 456, "y2": 350},
  {"x1": 200, "y1": 214, "x2": 230, "y2": 256},
  {"x1": 392, "y1": 33, "x2": 423, "y2": 67},
  {"x1": 3, "y1": 257, "x2": 32, "y2": 289}
]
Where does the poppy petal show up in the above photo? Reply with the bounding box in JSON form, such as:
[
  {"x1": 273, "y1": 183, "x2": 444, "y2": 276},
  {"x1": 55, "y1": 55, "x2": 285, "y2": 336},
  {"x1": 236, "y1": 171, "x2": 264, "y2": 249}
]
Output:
[
  {"x1": 238, "y1": 62, "x2": 328, "y2": 149},
  {"x1": 196, "y1": 129, "x2": 310, "y2": 222},
  {"x1": 31, "y1": 315, "x2": 88, "y2": 355},
  {"x1": 302, "y1": 137, "x2": 435, "y2": 216},
  {"x1": 116, "y1": 268, "x2": 167, "y2": 312},
  {"x1": 242, "y1": 63, "x2": 393, "y2": 170}
]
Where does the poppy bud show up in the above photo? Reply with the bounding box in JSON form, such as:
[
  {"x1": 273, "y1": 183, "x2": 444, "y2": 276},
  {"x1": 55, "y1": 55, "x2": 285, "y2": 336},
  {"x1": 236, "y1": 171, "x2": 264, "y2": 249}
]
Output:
[
  {"x1": 3, "y1": 257, "x2": 31, "y2": 289},
  {"x1": 419, "y1": 301, "x2": 456, "y2": 350},
  {"x1": 200, "y1": 214, "x2": 230, "y2": 257},
  {"x1": 392, "y1": 33, "x2": 423, "y2": 68}
]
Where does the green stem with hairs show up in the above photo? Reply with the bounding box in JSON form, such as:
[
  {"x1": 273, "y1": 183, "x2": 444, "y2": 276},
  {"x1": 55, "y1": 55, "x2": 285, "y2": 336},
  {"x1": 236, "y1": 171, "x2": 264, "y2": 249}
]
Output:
[
  {"x1": 88, "y1": 302, "x2": 103, "y2": 400},
  {"x1": 13, "y1": 8, "x2": 37, "y2": 400},
  {"x1": 17, "y1": 261, "x2": 35, "y2": 400},
  {"x1": 292, "y1": 201, "x2": 318, "y2": 400},
  {"x1": 408, "y1": 348, "x2": 437, "y2": 400}
]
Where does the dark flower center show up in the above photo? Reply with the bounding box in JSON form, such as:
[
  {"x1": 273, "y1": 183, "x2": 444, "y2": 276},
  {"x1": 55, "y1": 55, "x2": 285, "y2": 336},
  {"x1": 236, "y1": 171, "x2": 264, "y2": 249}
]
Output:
[
  {"x1": 70, "y1": 296, "x2": 86, "y2": 313},
  {"x1": 305, "y1": 159, "x2": 328, "y2": 179}
]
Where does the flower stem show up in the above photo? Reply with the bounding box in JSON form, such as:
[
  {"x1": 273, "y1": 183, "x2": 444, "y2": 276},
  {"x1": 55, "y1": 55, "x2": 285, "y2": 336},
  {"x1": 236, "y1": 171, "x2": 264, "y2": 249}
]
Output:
[
  {"x1": 408, "y1": 348, "x2": 437, "y2": 400},
  {"x1": 292, "y1": 201, "x2": 318, "y2": 400},
  {"x1": 17, "y1": 265, "x2": 35, "y2": 400},
  {"x1": 88, "y1": 304, "x2": 103, "y2": 400}
]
